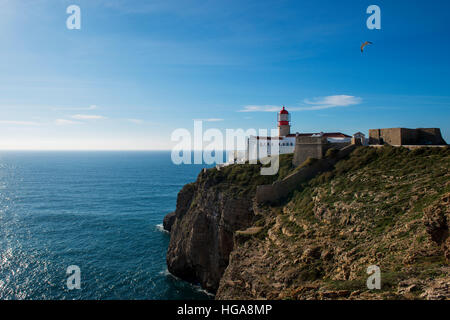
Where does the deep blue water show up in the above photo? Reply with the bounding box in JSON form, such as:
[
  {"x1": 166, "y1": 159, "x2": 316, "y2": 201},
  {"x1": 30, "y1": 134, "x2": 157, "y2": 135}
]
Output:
[{"x1": 0, "y1": 151, "x2": 211, "y2": 300}]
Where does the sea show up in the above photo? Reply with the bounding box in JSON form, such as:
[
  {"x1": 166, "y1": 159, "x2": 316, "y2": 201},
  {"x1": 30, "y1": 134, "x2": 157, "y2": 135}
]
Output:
[{"x1": 0, "y1": 151, "x2": 213, "y2": 300}]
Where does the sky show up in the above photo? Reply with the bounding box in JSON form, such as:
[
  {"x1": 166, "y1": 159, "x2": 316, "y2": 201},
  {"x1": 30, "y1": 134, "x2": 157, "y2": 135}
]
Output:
[{"x1": 0, "y1": 0, "x2": 449, "y2": 150}]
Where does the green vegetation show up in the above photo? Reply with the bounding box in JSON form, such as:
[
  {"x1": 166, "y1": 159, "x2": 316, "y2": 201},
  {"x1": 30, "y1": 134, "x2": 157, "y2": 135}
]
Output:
[
  {"x1": 204, "y1": 153, "x2": 295, "y2": 196},
  {"x1": 227, "y1": 145, "x2": 449, "y2": 299},
  {"x1": 295, "y1": 146, "x2": 450, "y2": 209},
  {"x1": 325, "y1": 147, "x2": 339, "y2": 158},
  {"x1": 293, "y1": 157, "x2": 319, "y2": 173}
]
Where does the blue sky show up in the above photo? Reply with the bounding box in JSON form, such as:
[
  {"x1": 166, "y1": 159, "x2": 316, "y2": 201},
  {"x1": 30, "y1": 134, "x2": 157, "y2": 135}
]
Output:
[{"x1": 0, "y1": 0, "x2": 449, "y2": 150}]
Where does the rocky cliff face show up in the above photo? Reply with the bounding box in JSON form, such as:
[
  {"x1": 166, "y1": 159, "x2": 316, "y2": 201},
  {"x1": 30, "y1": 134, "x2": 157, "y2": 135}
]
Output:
[
  {"x1": 216, "y1": 147, "x2": 450, "y2": 300},
  {"x1": 165, "y1": 170, "x2": 255, "y2": 292},
  {"x1": 165, "y1": 156, "x2": 295, "y2": 292},
  {"x1": 165, "y1": 147, "x2": 450, "y2": 299}
]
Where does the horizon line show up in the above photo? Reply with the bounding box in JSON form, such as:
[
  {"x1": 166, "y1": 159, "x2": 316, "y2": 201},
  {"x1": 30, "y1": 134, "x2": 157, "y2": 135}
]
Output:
[{"x1": 0, "y1": 149, "x2": 244, "y2": 152}]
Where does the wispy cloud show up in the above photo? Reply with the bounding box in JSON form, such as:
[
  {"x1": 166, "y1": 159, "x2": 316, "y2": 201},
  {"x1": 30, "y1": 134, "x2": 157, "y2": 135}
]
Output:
[
  {"x1": 300, "y1": 95, "x2": 362, "y2": 110},
  {"x1": 53, "y1": 105, "x2": 98, "y2": 111},
  {"x1": 55, "y1": 119, "x2": 82, "y2": 126},
  {"x1": 71, "y1": 114, "x2": 106, "y2": 120},
  {"x1": 238, "y1": 105, "x2": 280, "y2": 113},
  {"x1": 193, "y1": 118, "x2": 224, "y2": 122},
  {"x1": 127, "y1": 118, "x2": 144, "y2": 124},
  {"x1": 0, "y1": 120, "x2": 40, "y2": 126},
  {"x1": 238, "y1": 95, "x2": 362, "y2": 112}
]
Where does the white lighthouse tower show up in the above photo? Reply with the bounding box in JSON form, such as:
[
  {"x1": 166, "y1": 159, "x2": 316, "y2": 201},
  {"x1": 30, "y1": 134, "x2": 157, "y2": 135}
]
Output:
[{"x1": 278, "y1": 106, "x2": 291, "y2": 137}]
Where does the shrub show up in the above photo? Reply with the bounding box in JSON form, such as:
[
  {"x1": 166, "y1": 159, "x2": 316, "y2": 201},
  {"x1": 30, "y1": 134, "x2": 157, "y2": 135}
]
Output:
[{"x1": 325, "y1": 148, "x2": 339, "y2": 158}]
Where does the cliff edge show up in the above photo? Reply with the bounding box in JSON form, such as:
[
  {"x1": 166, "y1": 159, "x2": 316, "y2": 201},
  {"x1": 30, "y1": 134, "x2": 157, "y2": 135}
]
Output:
[
  {"x1": 165, "y1": 157, "x2": 294, "y2": 292},
  {"x1": 165, "y1": 146, "x2": 450, "y2": 299}
]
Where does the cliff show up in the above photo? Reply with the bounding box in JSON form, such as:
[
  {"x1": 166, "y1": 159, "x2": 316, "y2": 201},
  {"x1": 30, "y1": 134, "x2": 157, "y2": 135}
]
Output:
[
  {"x1": 165, "y1": 146, "x2": 450, "y2": 299},
  {"x1": 165, "y1": 156, "x2": 294, "y2": 292}
]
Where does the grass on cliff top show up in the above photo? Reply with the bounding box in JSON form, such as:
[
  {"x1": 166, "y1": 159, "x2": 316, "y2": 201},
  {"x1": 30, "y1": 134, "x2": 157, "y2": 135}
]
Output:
[
  {"x1": 285, "y1": 146, "x2": 449, "y2": 291},
  {"x1": 204, "y1": 153, "x2": 295, "y2": 196},
  {"x1": 226, "y1": 146, "x2": 449, "y2": 299},
  {"x1": 291, "y1": 145, "x2": 450, "y2": 217}
]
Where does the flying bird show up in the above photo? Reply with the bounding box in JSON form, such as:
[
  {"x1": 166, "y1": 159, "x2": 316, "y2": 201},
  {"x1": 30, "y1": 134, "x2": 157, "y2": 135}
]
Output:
[{"x1": 361, "y1": 41, "x2": 373, "y2": 53}]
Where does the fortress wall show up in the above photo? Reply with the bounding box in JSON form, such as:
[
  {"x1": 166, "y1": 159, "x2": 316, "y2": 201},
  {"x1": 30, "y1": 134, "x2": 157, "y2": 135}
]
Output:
[
  {"x1": 400, "y1": 128, "x2": 419, "y2": 145},
  {"x1": 327, "y1": 142, "x2": 351, "y2": 151},
  {"x1": 369, "y1": 127, "x2": 447, "y2": 146},
  {"x1": 368, "y1": 129, "x2": 380, "y2": 145},
  {"x1": 256, "y1": 145, "x2": 357, "y2": 204},
  {"x1": 292, "y1": 136, "x2": 327, "y2": 167},
  {"x1": 381, "y1": 128, "x2": 402, "y2": 145},
  {"x1": 418, "y1": 128, "x2": 447, "y2": 145},
  {"x1": 255, "y1": 161, "x2": 331, "y2": 204},
  {"x1": 368, "y1": 128, "x2": 400, "y2": 145}
]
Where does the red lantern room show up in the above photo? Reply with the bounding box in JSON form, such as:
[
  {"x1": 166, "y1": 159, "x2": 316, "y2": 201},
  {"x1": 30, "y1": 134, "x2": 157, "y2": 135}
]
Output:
[{"x1": 277, "y1": 106, "x2": 291, "y2": 136}]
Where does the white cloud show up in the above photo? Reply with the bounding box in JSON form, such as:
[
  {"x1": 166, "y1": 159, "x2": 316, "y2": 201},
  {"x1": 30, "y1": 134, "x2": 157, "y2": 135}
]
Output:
[
  {"x1": 238, "y1": 105, "x2": 280, "y2": 113},
  {"x1": 301, "y1": 95, "x2": 362, "y2": 110},
  {"x1": 127, "y1": 118, "x2": 144, "y2": 124},
  {"x1": 55, "y1": 119, "x2": 82, "y2": 126},
  {"x1": 71, "y1": 114, "x2": 106, "y2": 120},
  {"x1": 0, "y1": 120, "x2": 40, "y2": 126},
  {"x1": 53, "y1": 105, "x2": 98, "y2": 111},
  {"x1": 238, "y1": 95, "x2": 362, "y2": 112},
  {"x1": 193, "y1": 118, "x2": 224, "y2": 122}
]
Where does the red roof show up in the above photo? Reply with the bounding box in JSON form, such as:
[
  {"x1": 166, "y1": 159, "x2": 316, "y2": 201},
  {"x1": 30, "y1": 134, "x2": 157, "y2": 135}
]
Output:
[
  {"x1": 279, "y1": 106, "x2": 289, "y2": 114},
  {"x1": 285, "y1": 132, "x2": 351, "y2": 138},
  {"x1": 253, "y1": 132, "x2": 351, "y2": 140},
  {"x1": 254, "y1": 136, "x2": 284, "y2": 140}
]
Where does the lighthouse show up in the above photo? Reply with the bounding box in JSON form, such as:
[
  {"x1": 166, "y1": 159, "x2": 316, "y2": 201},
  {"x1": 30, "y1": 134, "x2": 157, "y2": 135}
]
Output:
[
  {"x1": 243, "y1": 105, "x2": 353, "y2": 163},
  {"x1": 278, "y1": 106, "x2": 291, "y2": 136}
]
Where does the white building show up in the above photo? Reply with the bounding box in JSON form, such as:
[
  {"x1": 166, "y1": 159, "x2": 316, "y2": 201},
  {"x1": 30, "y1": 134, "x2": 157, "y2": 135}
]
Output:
[{"x1": 244, "y1": 106, "x2": 352, "y2": 162}]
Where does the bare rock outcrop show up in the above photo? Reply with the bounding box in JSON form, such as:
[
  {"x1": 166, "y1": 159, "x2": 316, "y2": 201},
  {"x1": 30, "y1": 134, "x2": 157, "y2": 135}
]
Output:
[
  {"x1": 164, "y1": 147, "x2": 450, "y2": 299},
  {"x1": 216, "y1": 147, "x2": 450, "y2": 300},
  {"x1": 165, "y1": 170, "x2": 255, "y2": 292},
  {"x1": 423, "y1": 193, "x2": 450, "y2": 261},
  {"x1": 163, "y1": 212, "x2": 176, "y2": 232}
]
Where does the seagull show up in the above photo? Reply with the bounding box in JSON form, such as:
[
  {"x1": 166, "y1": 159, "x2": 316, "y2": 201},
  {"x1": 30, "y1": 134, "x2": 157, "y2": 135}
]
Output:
[{"x1": 361, "y1": 41, "x2": 373, "y2": 53}]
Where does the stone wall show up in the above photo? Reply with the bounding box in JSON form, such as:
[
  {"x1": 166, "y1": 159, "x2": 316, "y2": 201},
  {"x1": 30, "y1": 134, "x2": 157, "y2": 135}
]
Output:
[
  {"x1": 400, "y1": 128, "x2": 419, "y2": 145},
  {"x1": 369, "y1": 128, "x2": 447, "y2": 146},
  {"x1": 369, "y1": 128, "x2": 402, "y2": 145},
  {"x1": 327, "y1": 141, "x2": 352, "y2": 150},
  {"x1": 292, "y1": 136, "x2": 327, "y2": 167},
  {"x1": 417, "y1": 128, "x2": 447, "y2": 145},
  {"x1": 256, "y1": 163, "x2": 329, "y2": 204},
  {"x1": 256, "y1": 145, "x2": 357, "y2": 204}
]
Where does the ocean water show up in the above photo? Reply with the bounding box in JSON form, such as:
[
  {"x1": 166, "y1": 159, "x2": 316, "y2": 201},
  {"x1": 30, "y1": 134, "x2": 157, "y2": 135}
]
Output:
[{"x1": 0, "y1": 151, "x2": 212, "y2": 300}]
